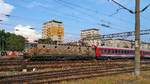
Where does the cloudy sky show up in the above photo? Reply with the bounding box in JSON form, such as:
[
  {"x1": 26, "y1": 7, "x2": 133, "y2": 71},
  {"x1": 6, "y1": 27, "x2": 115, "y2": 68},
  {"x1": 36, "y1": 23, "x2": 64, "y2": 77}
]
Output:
[{"x1": 0, "y1": 0, "x2": 150, "y2": 42}]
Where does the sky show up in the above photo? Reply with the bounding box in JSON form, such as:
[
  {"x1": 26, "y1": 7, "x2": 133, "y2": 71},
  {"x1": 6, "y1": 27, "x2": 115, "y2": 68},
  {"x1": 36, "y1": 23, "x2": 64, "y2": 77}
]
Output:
[{"x1": 0, "y1": 0, "x2": 150, "y2": 42}]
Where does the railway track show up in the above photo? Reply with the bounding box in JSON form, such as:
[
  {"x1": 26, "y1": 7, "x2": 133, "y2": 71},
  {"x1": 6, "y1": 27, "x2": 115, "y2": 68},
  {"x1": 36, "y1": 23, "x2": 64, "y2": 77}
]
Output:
[
  {"x1": 0, "y1": 60, "x2": 150, "y2": 84},
  {"x1": 0, "y1": 59, "x2": 132, "y2": 65},
  {"x1": 0, "y1": 64, "x2": 131, "y2": 83},
  {"x1": 0, "y1": 60, "x2": 132, "y2": 71},
  {"x1": 0, "y1": 62, "x2": 150, "y2": 84}
]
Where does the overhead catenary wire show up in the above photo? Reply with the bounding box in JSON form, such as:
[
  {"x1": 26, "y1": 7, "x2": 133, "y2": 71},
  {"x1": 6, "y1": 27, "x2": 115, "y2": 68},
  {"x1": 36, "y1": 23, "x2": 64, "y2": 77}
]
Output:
[
  {"x1": 52, "y1": 0, "x2": 135, "y2": 28},
  {"x1": 7, "y1": 0, "x2": 131, "y2": 32},
  {"x1": 1, "y1": 0, "x2": 149, "y2": 36},
  {"x1": 20, "y1": 0, "x2": 143, "y2": 31}
]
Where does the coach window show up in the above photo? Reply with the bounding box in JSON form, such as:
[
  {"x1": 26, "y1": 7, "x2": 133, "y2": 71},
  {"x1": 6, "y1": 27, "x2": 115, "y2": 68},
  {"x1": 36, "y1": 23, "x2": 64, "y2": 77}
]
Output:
[
  {"x1": 104, "y1": 49, "x2": 107, "y2": 54},
  {"x1": 124, "y1": 50, "x2": 126, "y2": 54},
  {"x1": 126, "y1": 50, "x2": 129, "y2": 54},
  {"x1": 109, "y1": 50, "x2": 111, "y2": 54},
  {"x1": 115, "y1": 50, "x2": 117, "y2": 54},
  {"x1": 107, "y1": 50, "x2": 110, "y2": 54},
  {"x1": 115, "y1": 50, "x2": 118, "y2": 54},
  {"x1": 102, "y1": 49, "x2": 105, "y2": 53},
  {"x1": 118, "y1": 50, "x2": 120, "y2": 54},
  {"x1": 105, "y1": 49, "x2": 108, "y2": 54},
  {"x1": 120, "y1": 50, "x2": 122, "y2": 54},
  {"x1": 112, "y1": 50, "x2": 115, "y2": 54},
  {"x1": 146, "y1": 52, "x2": 148, "y2": 55},
  {"x1": 121, "y1": 50, "x2": 124, "y2": 54},
  {"x1": 107, "y1": 49, "x2": 110, "y2": 54}
]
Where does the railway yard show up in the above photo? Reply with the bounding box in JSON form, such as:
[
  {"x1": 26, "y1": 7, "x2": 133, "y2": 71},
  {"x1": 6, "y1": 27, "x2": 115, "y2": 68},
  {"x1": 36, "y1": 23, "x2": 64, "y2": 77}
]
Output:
[
  {"x1": 0, "y1": 59, "x2": 150, "y2": 84},
  {"x1": 1, "y1": 0, "x2": 150, "y2": 84}
]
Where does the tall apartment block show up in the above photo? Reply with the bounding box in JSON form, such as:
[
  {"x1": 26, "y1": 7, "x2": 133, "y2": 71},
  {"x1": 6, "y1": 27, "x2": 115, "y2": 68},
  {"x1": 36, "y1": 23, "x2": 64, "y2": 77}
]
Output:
[{"x1": 42, "y1": 20, "x2": 64, "y2": 44}]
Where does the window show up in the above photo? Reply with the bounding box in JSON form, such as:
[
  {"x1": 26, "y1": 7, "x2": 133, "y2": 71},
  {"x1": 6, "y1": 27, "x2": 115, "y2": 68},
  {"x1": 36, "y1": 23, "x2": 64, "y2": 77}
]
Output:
[
  {"x1": 109, "y1": 50, "x2": 112, "y2": 54},
  {"x1": 112, "y1": 50, "x2": 115, "y2": 54},
  {"x1": 55, "y1": 46, "x2": 57, "y2": 48},
  {"x1": 43, "y1": 45, "x2": 45, "y2": 48},
  {"x1": 105, "y1": 49, "x2": 109, "y2": 54},
  {"x1": 115, "y1": 50, "x2": 118, "y2": 54},
  {"x1": 121, "y1": 50, "x2": 124, "y2": 54},
  {"x1": 126, "y1": 50, "x2": 129, "y2": 54},
  {"x1": 102, "y1": 49, "x2": 106, "y2": 54},
  {"x1": 67, "y1": 47, "x2": 70, "y2": 49}
]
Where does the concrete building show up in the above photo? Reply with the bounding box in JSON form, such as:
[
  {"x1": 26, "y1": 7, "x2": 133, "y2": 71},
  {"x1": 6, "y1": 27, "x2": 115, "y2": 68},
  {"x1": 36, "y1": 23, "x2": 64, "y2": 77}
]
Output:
[
  {"x1": 141, "y1": 42, "x2": 150, "y2": 50},
  {"x1": 42, "y1": 20, "x2": 64, "y2": 44},
  {"x1": 80, "y1": 28, "x2": 101, "y2": 46},
  {"x1": 102, "y1": 39, "x2": 132, "y2": 48},
  {"x1": 102, "y1": 39, "x2": 150, "y2": 50}
]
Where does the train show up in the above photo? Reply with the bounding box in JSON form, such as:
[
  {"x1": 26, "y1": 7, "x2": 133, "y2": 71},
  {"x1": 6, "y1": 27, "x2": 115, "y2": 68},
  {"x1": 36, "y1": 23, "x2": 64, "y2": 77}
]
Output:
[{"x1": 24, "y1": 43, "x2": 150, "y2": 60}]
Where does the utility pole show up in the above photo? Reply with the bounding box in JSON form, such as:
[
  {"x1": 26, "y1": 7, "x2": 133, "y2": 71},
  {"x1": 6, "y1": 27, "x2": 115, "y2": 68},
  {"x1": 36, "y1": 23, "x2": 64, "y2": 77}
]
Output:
[
  {"x1": 134, "y1": 0, "x2": 140, "y2": 76},
  {"x1": 109, "y1": 0, "x2": 150, "y2": 77}
]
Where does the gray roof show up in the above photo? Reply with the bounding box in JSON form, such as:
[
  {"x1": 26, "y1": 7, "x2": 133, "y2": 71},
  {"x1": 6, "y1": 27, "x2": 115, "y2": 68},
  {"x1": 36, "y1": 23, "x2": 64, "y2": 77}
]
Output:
[
  {"x1": 43, "y1": 20, "x2": 63, "y2": 25},
  {"x1": 81, "y1": 28, "x2": 99, "y2": 32}
]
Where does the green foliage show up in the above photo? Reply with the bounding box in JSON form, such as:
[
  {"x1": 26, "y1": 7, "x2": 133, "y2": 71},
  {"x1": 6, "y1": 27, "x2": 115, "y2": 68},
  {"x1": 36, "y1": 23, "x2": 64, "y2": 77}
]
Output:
[
  {"x1": 0, "y1": 30, "x2": 26, "y2": 51},
  {"x1": 0, "y1": 29, "x2": 6, "y2": 51}
]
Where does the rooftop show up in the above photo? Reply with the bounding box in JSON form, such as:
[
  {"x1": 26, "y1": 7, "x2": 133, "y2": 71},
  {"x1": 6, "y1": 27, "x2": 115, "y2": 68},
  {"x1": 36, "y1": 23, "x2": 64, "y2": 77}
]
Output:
[
  {"x1": 43, "y1": 20, "x2": 63, "y2": 25},
  {"x1": 81, "y1": 28, "x2": 99, "y2": 32}
]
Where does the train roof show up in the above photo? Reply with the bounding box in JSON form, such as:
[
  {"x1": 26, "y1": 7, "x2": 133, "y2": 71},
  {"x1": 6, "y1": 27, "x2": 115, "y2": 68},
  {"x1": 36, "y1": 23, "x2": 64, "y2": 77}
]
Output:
[
  {"x1": 100, "y1": 46, "x2": 134, "y2": 50},
  {"x1": 100, "y1": 46, "x2": 150, "y2": 51}
]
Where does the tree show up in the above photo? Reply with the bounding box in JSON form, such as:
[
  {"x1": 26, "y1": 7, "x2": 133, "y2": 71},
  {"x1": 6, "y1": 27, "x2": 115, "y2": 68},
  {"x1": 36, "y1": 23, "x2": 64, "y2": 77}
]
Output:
[
  {"x1": 0, "y1": 30, "x2": 26, "y2": 51},
  {"x1": 0, "y1": 30, "x2": 6, "y2": 51},
  {"x1": 5, "y1": 33, "x2": 26, "y2": 51}
]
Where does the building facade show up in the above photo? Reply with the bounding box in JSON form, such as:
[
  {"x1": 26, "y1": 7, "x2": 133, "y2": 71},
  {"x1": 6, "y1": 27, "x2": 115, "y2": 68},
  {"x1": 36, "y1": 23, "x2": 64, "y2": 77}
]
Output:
[
  {"x1": 80, "y1": 28, "x2": 101, "y2": 46},
  {"x1": 42, "y1": 20, "x2": 64, "y2": 44},
  {"x1": 102, "y1": 39, "x2": 150, "y2": 50},
  {"x1": 102, "y1": 39, "x2": 132, "y2": 48}
]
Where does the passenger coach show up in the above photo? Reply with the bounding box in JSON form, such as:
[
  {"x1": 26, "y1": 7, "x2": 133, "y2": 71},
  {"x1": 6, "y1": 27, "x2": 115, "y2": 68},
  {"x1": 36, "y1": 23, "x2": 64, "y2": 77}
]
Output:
[{"x1": 95, "y1": 47, "x2": 150, "y2": 59}]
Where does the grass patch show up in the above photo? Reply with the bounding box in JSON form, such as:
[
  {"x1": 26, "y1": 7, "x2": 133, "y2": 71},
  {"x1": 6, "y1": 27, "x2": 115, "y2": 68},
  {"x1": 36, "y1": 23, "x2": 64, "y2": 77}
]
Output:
[{"x1": 61, "y1": 71, "x2": 150, "y2": 84}]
